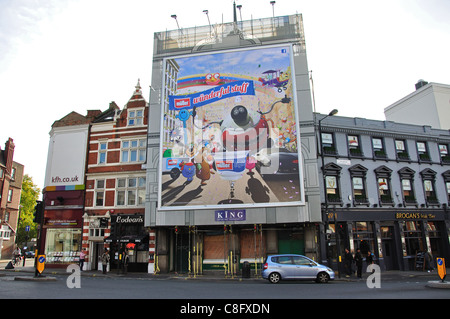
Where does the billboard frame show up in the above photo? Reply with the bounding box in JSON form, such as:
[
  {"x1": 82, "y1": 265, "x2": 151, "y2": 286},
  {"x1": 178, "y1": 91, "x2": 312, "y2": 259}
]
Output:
[{"x1": 157, "y1": 43, "x2": 305, "y2": 211}]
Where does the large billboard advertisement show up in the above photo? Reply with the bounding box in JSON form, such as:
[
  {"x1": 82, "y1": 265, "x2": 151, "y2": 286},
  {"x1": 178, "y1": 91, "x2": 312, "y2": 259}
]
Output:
[{"x1": 159, "y1": 44, "x2": 303, "y2": 210}]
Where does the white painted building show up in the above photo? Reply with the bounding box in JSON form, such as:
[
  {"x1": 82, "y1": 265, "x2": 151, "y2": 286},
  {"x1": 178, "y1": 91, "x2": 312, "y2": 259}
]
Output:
[{"x1": 384, "y1": 80, "x2": 450, "y2": 130}]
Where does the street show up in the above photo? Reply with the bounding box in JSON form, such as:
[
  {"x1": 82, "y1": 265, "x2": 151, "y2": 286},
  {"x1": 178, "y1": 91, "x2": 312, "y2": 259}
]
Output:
[{"x1": 0, "y1": 271, "x2": 448, "y2": 300}]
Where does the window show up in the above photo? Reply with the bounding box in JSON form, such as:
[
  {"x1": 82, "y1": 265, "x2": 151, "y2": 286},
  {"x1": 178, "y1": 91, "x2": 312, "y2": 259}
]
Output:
[
  {"x1": 98, "y1": 142, "x2": 107, "y2": 164},
  {"x1": 11, "y1": 167, "x2": 16, "y2": 180},
  {"x1": 348, "y1": 135, "x2": 363, "y2": 157},
  {"x1": 321, "y1": 132, "x2": 337, "y2": 155},
  {"x1": 95, "y1": 179, "x2": 105, "y2": 206},
  {"x1": 402, "y1": 221, "x2": 424, "y2": 256},
  {"x1": 417, "y1": 141, "x2": 431, "y2": 162},
  {"x1": 399, "y1": 167, "x2": 416, "y2": 206},
  {"x1": 352, "y1": 222, "x2": 375, "y2": 256},
  {"x1": 446, "y1": 181, "x2": 450, "y2": 203},
  {"x1": 372, "y1": 137, "x2": 387, "y2": 159},
  {"x1": 420, "y1": 168, "x2": 438, "y2": 206},
  {"x1": 443, "y1": 171, "x2": 450, "y2": 203},
  {"x1": 349, "y1": 164, "x2": 368, "y2": 205},
  {"x1": 7, "y1": 189, "x2": 13, "y2": 202},
  {"x1": 439, "y1": 143, "x2": 450, "y2": 164},
  {"x1": 121, "y1": 139, "x2": 146, "y2": 163},
  {"x1": 395, "y1": 139, "x2": 409, "y2": 161},
  {"x1": 44, "y1": 228, "x2": 82, "y2": 264},
  {"x1": 374, "y1": 166, "x2": 393, "y2": 205},
  {"x1": 0, "y1": 225, "x2": 10, "y2": 240},
  {"x1": 323, "y1": 163, "x2": 342, "y2": 204},
  {"x1": 116, "y1": 177, "x2": 146, "y2": 206},
  {"x1": 292, "y1": 255, "x2": 314, "y2": 266},
  {"x1": 128, "y1": 109, "x2": 144, "y2": 126}
]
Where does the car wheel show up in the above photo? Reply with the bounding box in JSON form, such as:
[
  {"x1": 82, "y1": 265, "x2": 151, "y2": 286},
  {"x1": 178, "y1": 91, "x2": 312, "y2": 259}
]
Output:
[
  {"x1": 268, "y1": 272, "x2": 281, "y2": 284},
  {"x1": 316, "y1": 272, "x2": 330, "y2": 283}
]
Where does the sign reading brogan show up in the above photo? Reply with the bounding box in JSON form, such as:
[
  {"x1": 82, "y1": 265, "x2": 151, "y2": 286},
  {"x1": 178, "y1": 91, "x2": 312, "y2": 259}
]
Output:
[{"x1": 159, "y1": 45, "x2": 304, "y2": 210}]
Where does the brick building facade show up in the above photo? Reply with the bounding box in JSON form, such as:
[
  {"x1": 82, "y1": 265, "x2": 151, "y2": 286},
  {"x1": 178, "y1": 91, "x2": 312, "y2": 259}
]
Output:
[{"x1": 0, "y1": 138, "x2": 25, "y2": 259}]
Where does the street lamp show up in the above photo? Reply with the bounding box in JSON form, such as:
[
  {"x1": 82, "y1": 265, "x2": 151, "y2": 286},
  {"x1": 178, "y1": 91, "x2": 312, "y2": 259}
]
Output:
[
  {"x1": 318, "y1": 109, "x2": 338, "y2": 207},
  {"x1": 318, "y1": 109, "x2": 338, "y2": 274},
  {"x1": 270, "y1": 1, "x2": 276, "y2": 18},
  {"x1": 203, "y1": 10, "x2": 212, "y2": 35},
  {"x1": 171, "y1": 14, "x2": 180, "y2": 30},
  {"x1": 236, "y1": 5, "x2": 242, "y2": 22}
]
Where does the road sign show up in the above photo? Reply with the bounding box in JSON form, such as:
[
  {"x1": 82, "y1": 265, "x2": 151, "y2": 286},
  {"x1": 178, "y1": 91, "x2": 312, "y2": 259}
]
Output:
[
  {"x1": 25, "y1": 225, "x2": 30, "y2": 232},
  {"x1": 37, "y1": 255, "x2": 46, "y2": 274},
  {"x1": 436, "y1": 257, "x2": 446, "y2": 282}
]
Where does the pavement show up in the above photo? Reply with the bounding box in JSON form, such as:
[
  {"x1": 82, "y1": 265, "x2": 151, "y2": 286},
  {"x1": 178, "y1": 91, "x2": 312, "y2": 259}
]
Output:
[{"x1": 1, "y1": 258, "x2": 448, "y2": 287}]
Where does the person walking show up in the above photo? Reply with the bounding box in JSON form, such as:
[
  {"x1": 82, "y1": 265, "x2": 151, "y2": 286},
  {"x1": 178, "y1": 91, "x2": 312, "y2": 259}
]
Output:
[
  {"x1": 101, "y1": 248, "x2": 110, "y2": 274},
  {"x1": 79, "y1": 249, "x2": 86, "y2": 271},
  {"x1": 354, "y1": 248, "x2": 363, "y2": 279},
  {"x1": 344, "y1": 248, "x2": 353, "y2": 277},
  {"x1": 122, "y1": 249, "x2": 129, "y2": 274}
]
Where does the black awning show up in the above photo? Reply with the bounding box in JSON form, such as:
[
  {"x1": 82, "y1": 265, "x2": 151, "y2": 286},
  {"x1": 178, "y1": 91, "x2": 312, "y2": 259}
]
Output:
[{"x1": 104, "y1": 234, "x2": 148, "y2": 244}]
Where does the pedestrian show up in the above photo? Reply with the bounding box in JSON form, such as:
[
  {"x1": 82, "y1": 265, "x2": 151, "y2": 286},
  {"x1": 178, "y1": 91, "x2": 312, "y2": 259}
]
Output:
[
  {"x1": 13, "y1": 247, "x2": 20, "y2": 265},
  {"x1": 79, "y1": 248, "x2": 86, "y2": 271},
  {"x1": 122, "y1": 249, "x2": 129, "y2": 274},
  {"x1": 101, "y1": 248, "x2": 110, "y2": 274},
  {"x1": 344, "y1": 248, "x2": 353, "y2": 277},
  {"x1": 354, "y1": 248, "x2": 363, "y2": 279},
  {"x1": 366, "y1": 250, "x2": 374, "y2": 273}
]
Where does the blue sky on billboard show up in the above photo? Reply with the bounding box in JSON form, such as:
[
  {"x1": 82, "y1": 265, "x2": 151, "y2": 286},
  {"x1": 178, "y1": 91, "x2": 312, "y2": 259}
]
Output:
[
  {"x1": 0, "y1": 0, "x2": 449, "y2": 192},
  {"x1": 176, "y1": 46, "x2": 290, "y2": 77}
]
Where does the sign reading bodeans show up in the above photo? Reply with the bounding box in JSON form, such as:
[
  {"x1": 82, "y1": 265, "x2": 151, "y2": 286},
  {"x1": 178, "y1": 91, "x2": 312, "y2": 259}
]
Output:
[{"x1": 115, "y1": 215, "x2": 144, "y2": 224}]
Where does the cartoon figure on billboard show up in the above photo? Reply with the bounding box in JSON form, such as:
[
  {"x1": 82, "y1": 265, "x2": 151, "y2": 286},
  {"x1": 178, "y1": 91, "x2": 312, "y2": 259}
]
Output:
[{"x1": 160, "y1": 45, "x2": 303, "y2": 209}]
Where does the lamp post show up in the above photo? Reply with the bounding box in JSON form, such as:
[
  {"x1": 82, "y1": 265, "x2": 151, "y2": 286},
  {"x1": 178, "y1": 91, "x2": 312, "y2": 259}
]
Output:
[
  {"x1": 171, "y1": 14, "x2": 180, "y2": 30},
  {"x1": 203, "y1": 10, "x2": 211, "y2": 35},
  {"x1": 318, "y1": 109, "x2": 338, "y2": 273},
  {"x1": 318, "y1": 109, "x2": 338, "y2": 202}
]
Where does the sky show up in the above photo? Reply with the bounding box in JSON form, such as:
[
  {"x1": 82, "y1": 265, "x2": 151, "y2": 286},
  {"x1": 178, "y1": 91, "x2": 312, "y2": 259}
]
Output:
[{"x1": 1, "y1": 0, "x2": 449, "y2": 191}]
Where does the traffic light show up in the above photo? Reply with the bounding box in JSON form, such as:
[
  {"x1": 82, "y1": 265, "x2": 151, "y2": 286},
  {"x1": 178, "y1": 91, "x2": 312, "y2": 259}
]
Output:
[{"x1": 33, "y1": 200, "x2": 44, "y2": 224}]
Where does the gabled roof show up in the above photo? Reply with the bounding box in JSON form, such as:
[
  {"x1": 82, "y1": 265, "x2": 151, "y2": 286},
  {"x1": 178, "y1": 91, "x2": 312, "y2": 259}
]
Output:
[{"x1": 51, "y1": 111, "x2": 91, "y2": 128}]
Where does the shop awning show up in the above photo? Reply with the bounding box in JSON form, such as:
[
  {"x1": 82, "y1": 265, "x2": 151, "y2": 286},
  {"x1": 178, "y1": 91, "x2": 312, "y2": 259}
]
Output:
[{"x1": 104, "y1": 234, "x2": 148, "y2": 244}]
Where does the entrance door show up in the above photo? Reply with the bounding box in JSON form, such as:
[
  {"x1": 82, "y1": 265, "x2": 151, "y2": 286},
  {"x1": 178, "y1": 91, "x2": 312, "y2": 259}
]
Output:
[
  {"x1": 380, "y1": 225, "x2": 399, "y2": 270},
  {"x1": 92, "y1": 242, "x2": 104, "y2": 271},
  {"x1": 175, "y1": 232, "x2": 190, "y2": 273},
  {"x1": 278, "y1": 231, "x2": 305, "y2": 255}
]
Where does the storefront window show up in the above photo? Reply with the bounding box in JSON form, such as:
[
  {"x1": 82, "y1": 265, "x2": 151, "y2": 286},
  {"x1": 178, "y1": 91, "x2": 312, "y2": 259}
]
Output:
[
  {"x1": 402, "y1": 221, "x2": 424, "y2": 256},
  {"x1": 352, "y1": 222, "x2": 375, "y2": 256},
  {"x1": 45, "y1": 228, "x2": 82, "y2": 264}
]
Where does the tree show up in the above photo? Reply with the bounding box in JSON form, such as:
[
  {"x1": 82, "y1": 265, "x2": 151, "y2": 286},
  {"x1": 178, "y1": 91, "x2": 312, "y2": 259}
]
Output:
[{"x1": 16, "y1": 174, "x2": 41, "y2": 246}]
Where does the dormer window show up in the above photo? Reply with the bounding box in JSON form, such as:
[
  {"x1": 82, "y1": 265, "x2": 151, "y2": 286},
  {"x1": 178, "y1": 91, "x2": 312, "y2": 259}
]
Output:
[{"x1": 128, "y1": 109, "x2": 144, "y2": 126}]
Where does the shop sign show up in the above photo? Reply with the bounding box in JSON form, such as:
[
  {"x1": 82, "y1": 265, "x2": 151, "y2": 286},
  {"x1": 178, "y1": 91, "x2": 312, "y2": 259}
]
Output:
[
  {"x1": 46, "y1": 219, "x2": 79, "y2": 226},
  {"x1": 215, "y1": 210, "x2": 246, "y2": 221},
  {"x1": 395, "y1": 212, "x2": 436, "y2": 220},
  {"x1": 115, "y1": 215, "x2": 144, "y2": 224}
]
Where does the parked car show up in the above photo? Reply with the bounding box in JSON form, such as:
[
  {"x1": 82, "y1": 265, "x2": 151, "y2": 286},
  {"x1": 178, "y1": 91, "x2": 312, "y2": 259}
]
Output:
[
  {"x1": 25, "y1": 251, "x2": 35, "y2": 258},
  {"x1": 255, "y1": 148, "x2": 299, "y2": 177},
  {"x1": 262, "y1": 254, "x2": 335, "y2": 283}
]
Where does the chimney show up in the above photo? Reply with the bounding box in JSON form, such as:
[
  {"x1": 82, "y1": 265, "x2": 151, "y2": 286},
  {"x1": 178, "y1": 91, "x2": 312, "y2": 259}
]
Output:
[
  {"x1": 415, "y1": 79, "x2": 428, "y2": 90},
  {"x1": 4, "y1": 138, "x2": 15, "y2": 174}
]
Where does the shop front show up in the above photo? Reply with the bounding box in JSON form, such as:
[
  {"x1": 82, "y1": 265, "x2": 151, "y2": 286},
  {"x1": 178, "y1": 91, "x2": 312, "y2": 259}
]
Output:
[
  {"x1": 105, "y1": 214, "x2": 149, "y2": 272},
  {"x1": 42, "y1": 209, "x2": 83, "y2": 268},
  {"x1": 323, "y1": 208, "x2": 450, "y2": 272},
  {"x1": 156, "y1": 223, "x2": 315, "y2": 276}
]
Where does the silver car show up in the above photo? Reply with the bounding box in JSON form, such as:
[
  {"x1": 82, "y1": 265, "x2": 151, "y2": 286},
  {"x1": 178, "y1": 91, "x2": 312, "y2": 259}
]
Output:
[{"x1": 262, "y1": 254, "x2": 335, "y2": 283}]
